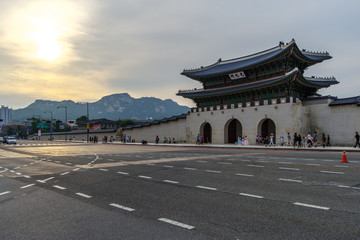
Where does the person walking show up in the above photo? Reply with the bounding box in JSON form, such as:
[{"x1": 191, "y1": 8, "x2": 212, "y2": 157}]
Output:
[
  {"x1": 269, "y1": 133, "x2": 275, "y2": 146},
  {"x1": 322, "y1": 133, "x2": 326, "y2": 148},
  {"x1": 353, "y1": 131, "x2": 360, "y2": 148}
]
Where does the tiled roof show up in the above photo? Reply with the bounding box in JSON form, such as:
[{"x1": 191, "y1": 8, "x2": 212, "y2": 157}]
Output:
[
  {"x1": 121, "y1": 113, "x2": 187, "y2": 130},
  {"x1": 177, "y1": 68, "x2": 338, "y2": 98},
  {"x1": 181, "y1": 39, "x2": 331, "y2": 79},
  {"x1": 329, "y1": 96, "x2": 360, "y2": 106}
]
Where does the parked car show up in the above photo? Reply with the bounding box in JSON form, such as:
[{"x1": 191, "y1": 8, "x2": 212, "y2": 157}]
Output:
[
  {"x1": 0, "y1": 137, "x2": 3, "y2": 143},
  {"x1": 5, "y1": 137, "x2": 17, "y2": 144}
]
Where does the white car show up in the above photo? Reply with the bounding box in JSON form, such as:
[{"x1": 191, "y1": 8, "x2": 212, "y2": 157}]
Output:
[{"x1": 5, "y1": 137, "x2": 17, "y2": 144}]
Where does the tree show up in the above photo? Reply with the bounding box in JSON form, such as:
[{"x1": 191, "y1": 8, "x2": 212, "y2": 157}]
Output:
[
  {"x1": 76, "y1": 115, "x2": 89, "y2": 122},
  {"x1": 119, "y1": 120, "x2": 134, "y2": 127}
]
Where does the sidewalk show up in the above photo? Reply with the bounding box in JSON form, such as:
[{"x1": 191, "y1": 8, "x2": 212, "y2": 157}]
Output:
[{"x1": 104, "y1": 141, "x2": 360, "y2": 152}]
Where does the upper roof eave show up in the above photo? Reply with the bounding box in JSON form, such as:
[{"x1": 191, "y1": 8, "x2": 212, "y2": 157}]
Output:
[{"x1": 181, "y1": 40, "x2": 332, "y2": 80}]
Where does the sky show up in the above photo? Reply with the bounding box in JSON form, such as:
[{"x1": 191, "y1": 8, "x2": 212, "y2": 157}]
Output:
[{"x1": 0, "y1": 0, "x2": 359, "y2": 109}]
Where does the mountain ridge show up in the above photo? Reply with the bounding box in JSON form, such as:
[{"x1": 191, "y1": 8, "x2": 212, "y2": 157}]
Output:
[{"x1": 12, "y1": 93, "x2": 190, "y2": 123}]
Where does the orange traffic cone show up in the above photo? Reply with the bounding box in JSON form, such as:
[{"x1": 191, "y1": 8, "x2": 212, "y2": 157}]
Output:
[{"x1": 341, "y1": 150, "x2": 348, "y2": 163}]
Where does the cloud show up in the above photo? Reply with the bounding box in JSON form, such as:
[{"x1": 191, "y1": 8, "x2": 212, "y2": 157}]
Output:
[{"x1": 0, "y1": 0, "x2": 359, "y2": 109}]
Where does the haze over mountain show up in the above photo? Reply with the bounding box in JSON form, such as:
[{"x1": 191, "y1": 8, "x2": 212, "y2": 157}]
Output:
[{"x1": 12, "y1": 93, "x2": 190, "y2": 123}]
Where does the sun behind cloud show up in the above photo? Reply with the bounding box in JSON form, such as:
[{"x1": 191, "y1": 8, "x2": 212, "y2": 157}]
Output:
[{"x1": 32, "y1": 23, "x2": 62, "y2": 61}]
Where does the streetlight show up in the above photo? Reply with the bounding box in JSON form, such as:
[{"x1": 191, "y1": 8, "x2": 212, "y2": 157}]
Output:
[
  {"x1": 57, "y1": 106, "x2": 67, "y2": 142},
  {"x1": 44, "y1": 111, "x2": 53, "y2": 141},
  {"x1": 77, "y1": 102, "x2": 90, "y2": 143}
]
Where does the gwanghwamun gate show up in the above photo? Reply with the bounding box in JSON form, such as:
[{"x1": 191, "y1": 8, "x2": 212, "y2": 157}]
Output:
[
  {"x1": 53, "y1": 39, "x2": 360, "y2": 146},
  {"x1": 119, "y1": 39, "x2": 359, "y2": 146}
]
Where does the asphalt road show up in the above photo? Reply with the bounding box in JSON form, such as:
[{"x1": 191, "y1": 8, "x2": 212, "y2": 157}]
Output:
[{"x1": 1, "y1": 141, "x2": 359, "y2": 239}]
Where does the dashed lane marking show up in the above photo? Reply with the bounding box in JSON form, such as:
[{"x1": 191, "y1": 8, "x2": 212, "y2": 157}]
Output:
[
  {"x1": 235, "y1": 173, "x2": 254, "y2": 177},
  {"x1": 184, "y1": 167, "x2": 197, "y2": 171},
  {"x1": 20, "y1": 184, "x2": 35, "y2": 189},
  {"x1": 72, "y1": 168, "x2": 80, "y2": 171},
  {"x1": 99, "y1": 169, "x2": 109, "y2": 172},
  {"x1": 217, "y1": 162, "x2": 232, "y2": 165},
  {"x1": 163, "y1": 180, "x2": 179, "y2": 184},
  {"x1": 196, "y1": 185, "x2": 217, "y2": 191},
  {"x1": 163, "y1": 165, "x2": 174, "y2": 168},
  {"x1": 60, "y1": 172, "x2": 70, "y2": 176},
  {"x1": 158, "y1": 218, "x2": 195, "y2": 230},
  {"x1": 334, "y1": 165, "x2": 349, "y2": 168},
  {"x1": 239, "y1": 193, "x2": 264, "y2": 199},
  {"x1": 76, "y1": 193, "x2": 92, "y2": 198},
  {"x1": 278, "y1": 167, "x2": 300, "y2": 171},
  {"x1": 205, "y1": 170, "x2": 221, "y2": 174},
  {"x1": 0, "y1": 191, "x2": 11, "y2": 196},
  {"x1": 278, "y1": 178, "x2": 303, "y2": 183},
  {"x1": 294, "y1": 202, "x2": 330, "y2": 210},
  {"x1": 117, "y1": 171, "x2": 129, "y2": 175},
  {"x1": 138, "y1": 175, "x2": 152, "y2": 179},
  {"x1": 307, "y1": 163, "x2": 320, "y2": 166},
  {"x1": 53, "y1": 185, "x2": 66, "y2": 190},
  {"x1": 320, "y1": 170, "x2": 344, "y2": 175},
  {"x1": 247, "y1": 165, "x2": 264, "y2": 168},
  {"x1": 110, "y1": 203, "x2": 135, "y2": 212}
]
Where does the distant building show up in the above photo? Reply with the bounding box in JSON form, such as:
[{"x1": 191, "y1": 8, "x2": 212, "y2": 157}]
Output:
[{"x1": 0, "y1": 105, "x2": 12, "y2": 126}]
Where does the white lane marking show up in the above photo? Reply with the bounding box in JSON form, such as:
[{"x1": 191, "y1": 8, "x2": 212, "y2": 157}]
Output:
[
  {"x1": 158, "y1": 218, "x2": 195, "y2": 230},
  {"x1": 337, "y1": 185, "x2": 351, "y2": 188},
  {"x1": 320, "y1": 170, "x2": 344, "y2": 175},
  {"x1": 66, "y1": 163, "x2": 72, "y2": 165},
  {"x1": 16, "y1": 172, "x2": 22, "y2": 175},
  {"x1": 278, "y1": 178, "x2": 303, "y2": 183},
  {"x1": 0, "y1": 168, "x2": 8, "y2": 173},
  {"x1": 205, "y1": 170, "x2": 221, "y2": 174},
  {"x1": 285, "y1": 158, "x2": 297, "y2": 160},
  {"x1": 322, "y1": 160, "x2": 335, "y2": 162},
  {"x1": 14, "y1": 167, "x2": 20, "y2": 169},
  {"x1": 278, "y1": 167, "x2": 300, "y2": 171},
  {"x1": 23, "y1": 175, "x2": 31, "y2": 178},
  {"x1": 60, "y1": 172, "x2": 70, "y2": 176},
  {"x1": 138, "y1": 175, "x2": 152, "y2": 179},
  {"x1": 37, "y1": 177, "x2": 55, "y2": 183},
  {"x1": 0, "y1": 191, "x2": 11, "y2": 196},
  {"x1": 53, "y1": 185, "x2": 66, "y2": 190},
  {"x1": 76, "y1": 193, "x2": 92, "y2": 198},
  {"x1": 239, "y1": 193, "x2": 264, "y2": 199},
  {"x1": 30, "y1": 162, "x2": 34, "y2": 165},
  {"x1": 184, "y1": 167, "x2": 196, "y2": 171},
  {"x1": 117, "y1": 171, "x2": 129, "y2": 175},
  {"x1": 236, "y1": 173, "x2": 254, "y2": 177},
  {"x1": 247, "y1": 165, "x2": 264, "y2": 168},
  {"x1": 147, "y1": 163, "x2": 156, "y2": 166},
  {"x1": 107, "y1": 159, "x2": 114, "y2": 161},
  {"x1": 304, "y1": 158, "x2": 316, "y2": 161},
  {"x1": 307, "y1": 163, "x2": 320, "y2": 166},
  {"x1": 163, "y1": 165, "x2": 174, "y2": 168},
  {"x1": 334, "y1": 165, "x2": 349, "y2": 168},
  {"x1": 294, "y1": 202, "x2": 330, "y2": 210},
  {"x1": 54, "y1": 161, "x2": 61, "y2": 163},
  {"x1": 72, "y1": 168, "x2": 80, "y2": 171},
  {"x1": 217, "y1": 162, "x2": 232, "y2": 165},
  {"x1": 23, "y1": 165, "x2": 28, "y2": 167},
  {"x1": 99, "y1": 168, "x2": 109, "y2": 172},
  {"x1": 196, "y1": 185, "x2": 217, "y2": 191},
  {"x1": 164, "y1": 180, "x2": 179, "y2": 184},
  {"x1": 110, "y1": 203, "x2": 135, "y2": 212},
  {"x1": 353, "y1": 187, "x2": 360, "y2": 190},
  {"x1": 20, "y1": 184, "x2": 35, "y2": 189}
]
